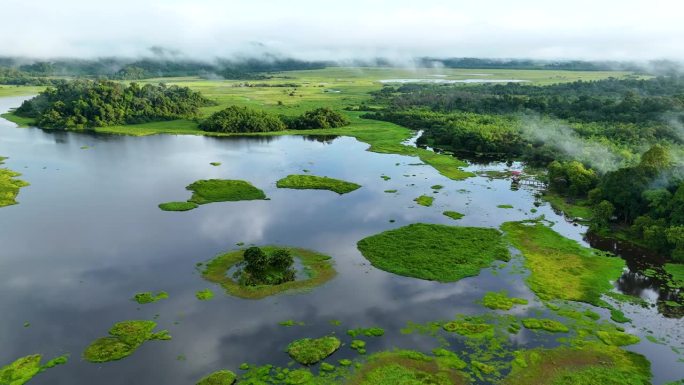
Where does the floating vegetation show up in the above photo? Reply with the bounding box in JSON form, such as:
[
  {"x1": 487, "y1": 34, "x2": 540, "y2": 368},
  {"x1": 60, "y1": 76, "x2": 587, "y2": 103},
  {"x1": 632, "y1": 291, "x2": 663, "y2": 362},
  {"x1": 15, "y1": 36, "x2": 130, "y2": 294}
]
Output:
[
  {"x1": 610, "y1": 308, "x2": 631, "y2": 323},
  {"x1": 83, "y1": 320, "x2": 170, "y2": 363},
  {"x1": 501, "y1": 221, "x2": 624, "y2": 306},
  {"x1": 347, "y1": 327, "x2": 385, "y2": 338},
  {"x1": 442, "y1": 318, "x2": 494, "y2": 339},
  {"x1": 357, "y1": 223, "x2": 509, "y2": 282},
  {"x1": 502, "y1": 343, "x2": 651, "y2": 385},
  {"x1": 521, "y1": 318, "x2": 569, "y2": 333},
  {"x1": 133, "y1": 291, "x2": 168, "y2": 304},
  {"x1": 158, "y1": 201, "x2": 199, "y2": 211},
  {"x1": 604, "y1": 291, "x2": 649, "y2": 307},
  {"x1": 0, "y1": 354, "x2": 68, "y2": 385},
  {"x1": 497, "y1": 204, "x2": 514, "y2": 209},
  {"x1": 413, "y1": 195, "x2": 434, "y2": 207},
  {"x1": 279, "y1": 320, "x2": 305, "y2": 327},
  {"x1": 159, "y1": 179, "x2": 266, "y2": 211},
  {"x1": 209, "y1": 162, "x2": 222, "y2": 166},
  {"x1": 196, "y1": 370, "x2": 236, "y2": 385},
  {"x1": 443, "y1": 211, "x2": 464, "y2": 220},
  {"x1": 276, "y1": 174, "x2": 361, "y2": 194},
  {"x1": 196, "y1": 289, "x2": 214, "y2": 301},
  {"x1": 0, "y1": 156, "x2": 29, "y2": 208},
  {"x1": 384, "y1": 189, "x2": 398, "y2": 193},
  {"x1": 481, "y1": 291, "x2": 528, "y2": 310},
  {"x1": 350, "y1": 339, "x2": 367, "y2": 354},
  {"x1": 286, "y1": 336, "x2": 341, "y2": 365},
  {"x1": 596, "y1": 330, "x2": 641, "y2": 346},
  {"x1": 202, "y1": 247, "x2": 336, "y2": 299},
  {"x1": 381, "y1": 175, "x2": 391, "y2": 181},
  {"x1": 431, "y1": 184, "x2": 444, "y2": 190},
  {"x1": 345, "y1": 350, "x2": 468, "y2": 385}
]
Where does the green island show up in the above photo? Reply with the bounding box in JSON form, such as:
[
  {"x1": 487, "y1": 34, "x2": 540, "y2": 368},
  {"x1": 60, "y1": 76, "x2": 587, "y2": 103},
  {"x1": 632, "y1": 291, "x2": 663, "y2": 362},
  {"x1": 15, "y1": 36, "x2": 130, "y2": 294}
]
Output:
[
  {"x1": 201, "y1": 246, "x2": 336, "y2": 299},
  {"x1": 443, "y1": 210, "x2": 465, "y2": 220},
  {"x1": 357, "y1": 223, "x2": 509, "y2": 282},
  {"x1": 0, "y1": 156, "x2": 29, "y2": 208},
  {"x1": 0, "y1": 354, "x2": 68, "y2": 385},
  {"x1": 82, "y1": 320, "x2": 171, "y2": 363},
  {"x1": 286, "y1": 336, "x2": 341, "y2": 365},
  {"x1": 133, "y1": 291, "x2": 168, "y2": 304},
  {"x1": 160, "y1": 179, "x2": 267, "y2": 211},
  {"x1": 196, "y1": 370, "x2": 236, "y2": 385},
  {"x1": 413, "y1": 195, "x2": 434, "y2": 207},
  {"x1": 501, "y1": 221, "x2": 624, "y2": 306},
  {"x1": 275, "y1": 174, "x2": 361, "y2": 194},
  {"x1": 481, "y1": 291, "x2": 528, "y2": 310}
]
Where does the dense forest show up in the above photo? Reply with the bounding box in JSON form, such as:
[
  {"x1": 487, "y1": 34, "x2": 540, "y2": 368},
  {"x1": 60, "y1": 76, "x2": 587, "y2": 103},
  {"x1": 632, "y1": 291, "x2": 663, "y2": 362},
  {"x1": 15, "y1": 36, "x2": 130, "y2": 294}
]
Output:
[
  {"x1": 200, "y1": 106, "x2": 350, "y2": 133},
  {"x1": 14, "y1": 80, "x2": 214, "y2": 128},
  {"x1": 365, "y1": 76, "x2": 684, "y2": 260}
]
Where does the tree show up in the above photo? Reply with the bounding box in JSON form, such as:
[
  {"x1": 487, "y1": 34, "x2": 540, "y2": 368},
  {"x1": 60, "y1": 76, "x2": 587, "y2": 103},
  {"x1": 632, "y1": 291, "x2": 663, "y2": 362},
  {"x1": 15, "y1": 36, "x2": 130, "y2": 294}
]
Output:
[
  {"x1": 590, "y1": 200, "x2": 614, "y2": 232},
  {"x1": 666, "y1": 226, "x2": 684, "y2": 262},
  {"x1": 639, "y1": 144, "x2": 671, "y2": 170},
  {"x1": 243, "y1": 247, "x2": 268, "y2": 275}
]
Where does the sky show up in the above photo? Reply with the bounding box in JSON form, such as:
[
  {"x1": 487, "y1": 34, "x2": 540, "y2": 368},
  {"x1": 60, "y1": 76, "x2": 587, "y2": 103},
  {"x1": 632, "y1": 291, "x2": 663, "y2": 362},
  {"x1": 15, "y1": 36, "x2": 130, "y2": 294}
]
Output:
[{"x1": 1, "y1": 0, "x2": 683, "y2": 61}]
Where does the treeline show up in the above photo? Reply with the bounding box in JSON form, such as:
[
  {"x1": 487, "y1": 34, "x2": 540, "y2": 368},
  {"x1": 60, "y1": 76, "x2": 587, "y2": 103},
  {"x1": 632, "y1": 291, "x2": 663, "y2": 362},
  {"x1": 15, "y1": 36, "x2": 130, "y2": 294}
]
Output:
[
  {"x1": 415, "y1": 58, "x2": 682, "y2": 74},
  {"x1": 0, "y1": 56, "x2": 329, "y2": 82},
  {"x1": 200, "y1": 106, "x2": 350, "y2": 133},
  {"x1": 15, "y1": 80, "x2": 214, "y2": 128}
]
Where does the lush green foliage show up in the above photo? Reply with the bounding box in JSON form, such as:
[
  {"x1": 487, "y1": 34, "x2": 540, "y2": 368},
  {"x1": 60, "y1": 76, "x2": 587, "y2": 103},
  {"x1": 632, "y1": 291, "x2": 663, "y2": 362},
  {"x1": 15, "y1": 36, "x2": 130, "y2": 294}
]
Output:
[
  {"x1": 232, "y1": 246, "x2": 296, "y2": 286},
  {"x1": 202, "y1": 247, "x2": 336, "y2": 299},
  {"x1": 443, "y1": 211, "x2": 464, "y2": 220},
  {"x1": 199, "y1": 105, "x2": 286, "y2": 133},
  {"x1": 82, "y1": 320, "x2": 170, "y2": 362},
  {"x1": 521, "y1": 318, "x2": 569, "y2": 333},
  {"x1": 0, "y1": 157, "x2": 29, "y2": 208},
  {"x1": 357, "y1": 223, "x2": 509, "y2": 282},
  {"x1": 501, "y1": 221, "x2": 624, "y2": 305},
  {"x1": 414, "y1": 195, "x2": 434, "y2": 207},
  {"x1": 275, "y1": 174, "x2": 361, "y2": 194},
  {"x1": 196, "y1": 289, "x2": 214, "y2": 301},
  {"x1": 158, "y1": 201, "x2": 199, "y2": 211},
  {"x1": 347, "y1": 327, "x2": 385, "y2": 338},
  {"x1": 15, "y1": 80, "x2": 213, "y2": 128},
  {"x1": 286, "y1": 336, "x2": 341, "y2": 365},
  {"x1": 282, "y1": 107, "x2": 350, "y2": 129},
  {"x1": 481, "y1": 291, "x2": 528, "y2": 310}
]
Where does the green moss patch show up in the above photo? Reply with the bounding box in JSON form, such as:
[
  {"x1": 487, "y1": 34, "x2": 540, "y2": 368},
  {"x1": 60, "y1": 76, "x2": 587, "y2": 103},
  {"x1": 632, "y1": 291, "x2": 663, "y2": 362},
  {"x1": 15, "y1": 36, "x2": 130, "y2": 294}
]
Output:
[
  {"x1": 501, "y1": 221, "x2": 624, "y2": 306},
  {"x1": 196, "y1": 370, "x2": 236, "y2": 385},
  {"x1": 202, "y1": 246, "x2": 336, "y2": 299},
  {"x1": 442, "y1": 318, "x2": 494, "y2": 339},
  {"x1": 347, "y1": 327, "x2": 385, "y2": 338},
  {"x1": 521, "y1": 318, "x2": 569, "y2": 333},
  {"x1": 158, "y1": 201, "x2": 198, "y2": 211},
  {"x1": 357, "y1": 223, "x2": 509, "y2": 282},
  {"x1": 443, "y1": 211, "x2": 465, "y2": 220},
  {"x1": 133, "y1": 291, "x2": 168, "y2": 304},
  {"x1": 414, "y1": 195, "x2": 434, "y2": 207},
  {"x1": 276, "y1": 174, "x2": 361, "y2": 194},
  {"x1": 196, "y1": 289, "x2": 214, "y2": 301},
  {"x1": 286, "y1": 336, "x2": 341, "y2": 365},
  {"x1": 345, "y1": 350, "x2": 468, "y2": 385},
  {"x1": 481, "y1": 291, "x2": 528, "y2": 310},
  {"x1": 503, "y1": 343, "x2": 651, "y2": 385},
  {"x1": 0, "y1": 354, "x2": 68, "y2": 385},
  {"x1": 83, "y1": 320, "x2": 170, "y2": 363},
  {"x1": 0, "y1": 157, "x2": 29, "y2": 208},
  {"x1": 664, "y1": 263, "x2": 684, "y2": 288}
]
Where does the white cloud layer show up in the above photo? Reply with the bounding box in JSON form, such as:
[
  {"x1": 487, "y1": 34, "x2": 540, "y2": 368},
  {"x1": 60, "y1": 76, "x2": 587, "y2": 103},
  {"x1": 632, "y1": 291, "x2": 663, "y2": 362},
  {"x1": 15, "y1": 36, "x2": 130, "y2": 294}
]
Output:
[{"x1": 1, "y1": 0, "x2": 683, "y2": 60}]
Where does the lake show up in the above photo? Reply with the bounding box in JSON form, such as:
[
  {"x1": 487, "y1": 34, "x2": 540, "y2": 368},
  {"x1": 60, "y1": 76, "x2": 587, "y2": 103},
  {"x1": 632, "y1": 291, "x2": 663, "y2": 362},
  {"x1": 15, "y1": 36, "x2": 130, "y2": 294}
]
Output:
[{"x1": 0, "y1": 96, "x2": 681, "y2": 384}]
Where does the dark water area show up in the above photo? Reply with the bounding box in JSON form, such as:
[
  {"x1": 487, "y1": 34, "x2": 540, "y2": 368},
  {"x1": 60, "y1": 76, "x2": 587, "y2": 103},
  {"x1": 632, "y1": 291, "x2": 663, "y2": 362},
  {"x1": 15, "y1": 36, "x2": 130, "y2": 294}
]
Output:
[{"x1": 0, "y1": 96, "x2": 682, "y2": 384}]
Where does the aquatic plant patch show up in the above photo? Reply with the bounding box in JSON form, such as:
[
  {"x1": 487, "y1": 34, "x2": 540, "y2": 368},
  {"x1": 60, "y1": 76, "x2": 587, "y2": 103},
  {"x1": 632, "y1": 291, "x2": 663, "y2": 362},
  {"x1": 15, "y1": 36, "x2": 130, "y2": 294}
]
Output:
[
  {"x1": 276, "y1": 174, "x2": 361, "y2": 194},
  {"x1": 0, "y1": 354, "x2": 68, "y2": 385},
  {"x1": 202, "y1": 247, "x2": 336, "y2": 299},
  {"x1": 0, "y1": 157, "x2": 29, "y2": 208},
  {"x1": 83, "y1": 320, "x2": 170, "y2": 363},
  {"x1": 196, "y1": 370, "x2": 236, "y2": 385},
  {"x1": 357, "y1": 223, "x2": 509, "y2": 282},
  {"x1": 286, "y1": 336, "x2": 341, "y2": 365},
  {"x1": 443, "y1": 211, "x2": 464, "y2": 220},
  {"x1": 158, "y1": 201, "x2": 198, "y2": 211},
  {"x1": 501, "y1": 221, "x2": 624, "y2": 306},
  {"x1": 413, "y1": 195, "x2": 434, "y2": 207},
  {"x1": 133, "y1": 291, "x2": 168, "y2": 304},
  {"x1": 481, "y1": 291, "x2": 528, "y2": 310}
]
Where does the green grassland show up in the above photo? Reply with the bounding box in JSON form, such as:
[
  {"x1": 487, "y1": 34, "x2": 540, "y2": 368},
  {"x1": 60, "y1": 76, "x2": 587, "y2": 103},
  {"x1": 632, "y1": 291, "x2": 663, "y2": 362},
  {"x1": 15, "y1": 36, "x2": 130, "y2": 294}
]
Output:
[{"x1": 276, "y1": 174, "x2": 361, "y2": 194}]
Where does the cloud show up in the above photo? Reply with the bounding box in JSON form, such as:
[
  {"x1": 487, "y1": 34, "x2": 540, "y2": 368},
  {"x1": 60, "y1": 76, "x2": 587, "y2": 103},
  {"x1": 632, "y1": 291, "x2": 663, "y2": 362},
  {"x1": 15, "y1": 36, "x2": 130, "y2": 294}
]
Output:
[{"x1": 1, "y1": 0, "x2": 683, "y2": 60}]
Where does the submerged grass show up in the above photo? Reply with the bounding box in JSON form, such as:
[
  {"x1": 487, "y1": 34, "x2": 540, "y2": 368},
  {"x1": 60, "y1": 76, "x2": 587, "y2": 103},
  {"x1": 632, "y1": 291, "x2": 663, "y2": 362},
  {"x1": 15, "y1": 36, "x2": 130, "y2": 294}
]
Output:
[
  {"x1": 276, "y1": 174, "x2": 361, "y2": 194},
  {"x1": 501, "y1": 221, "x2": 624, "y2": 306},
  {"x1": 202, "y1": 246, "x2": 336, "y2": 299},
  {"x1": 0, "y1": 157, "x2": 29, "y2": 208},
  {"x1": 0, "y1": 354, "x2": 68, "y2": 385},
  {"x1": 357, "y1": 223, "x2": 509, "y2": 282},
  {"x1": 286, "y1": 336, "x2": 341, "y2": 365},
  {"x1": 83, "y1": 320, "x2": 170, "y2": 363}
]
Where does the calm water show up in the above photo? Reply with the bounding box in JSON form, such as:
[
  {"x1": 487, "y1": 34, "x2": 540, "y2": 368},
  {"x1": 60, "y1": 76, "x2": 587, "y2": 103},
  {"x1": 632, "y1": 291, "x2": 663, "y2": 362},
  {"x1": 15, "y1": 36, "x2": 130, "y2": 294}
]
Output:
[{"x1": 0, "y1": 96, "x2": 681, "y2": 384}]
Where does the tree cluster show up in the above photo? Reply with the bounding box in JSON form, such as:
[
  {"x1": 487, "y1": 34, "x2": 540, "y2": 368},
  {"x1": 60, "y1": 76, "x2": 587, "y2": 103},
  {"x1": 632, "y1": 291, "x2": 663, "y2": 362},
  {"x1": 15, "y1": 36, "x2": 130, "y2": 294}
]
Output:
[
  {"x1": 14, "y1": 80, "x2": 214, "y2": 128},
  {"x1": 200, "y1": 106, "x2": 350, "y2": 133},
  {"x1": 233, "y1": 247, "x2": 296, "y2": 286}
]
